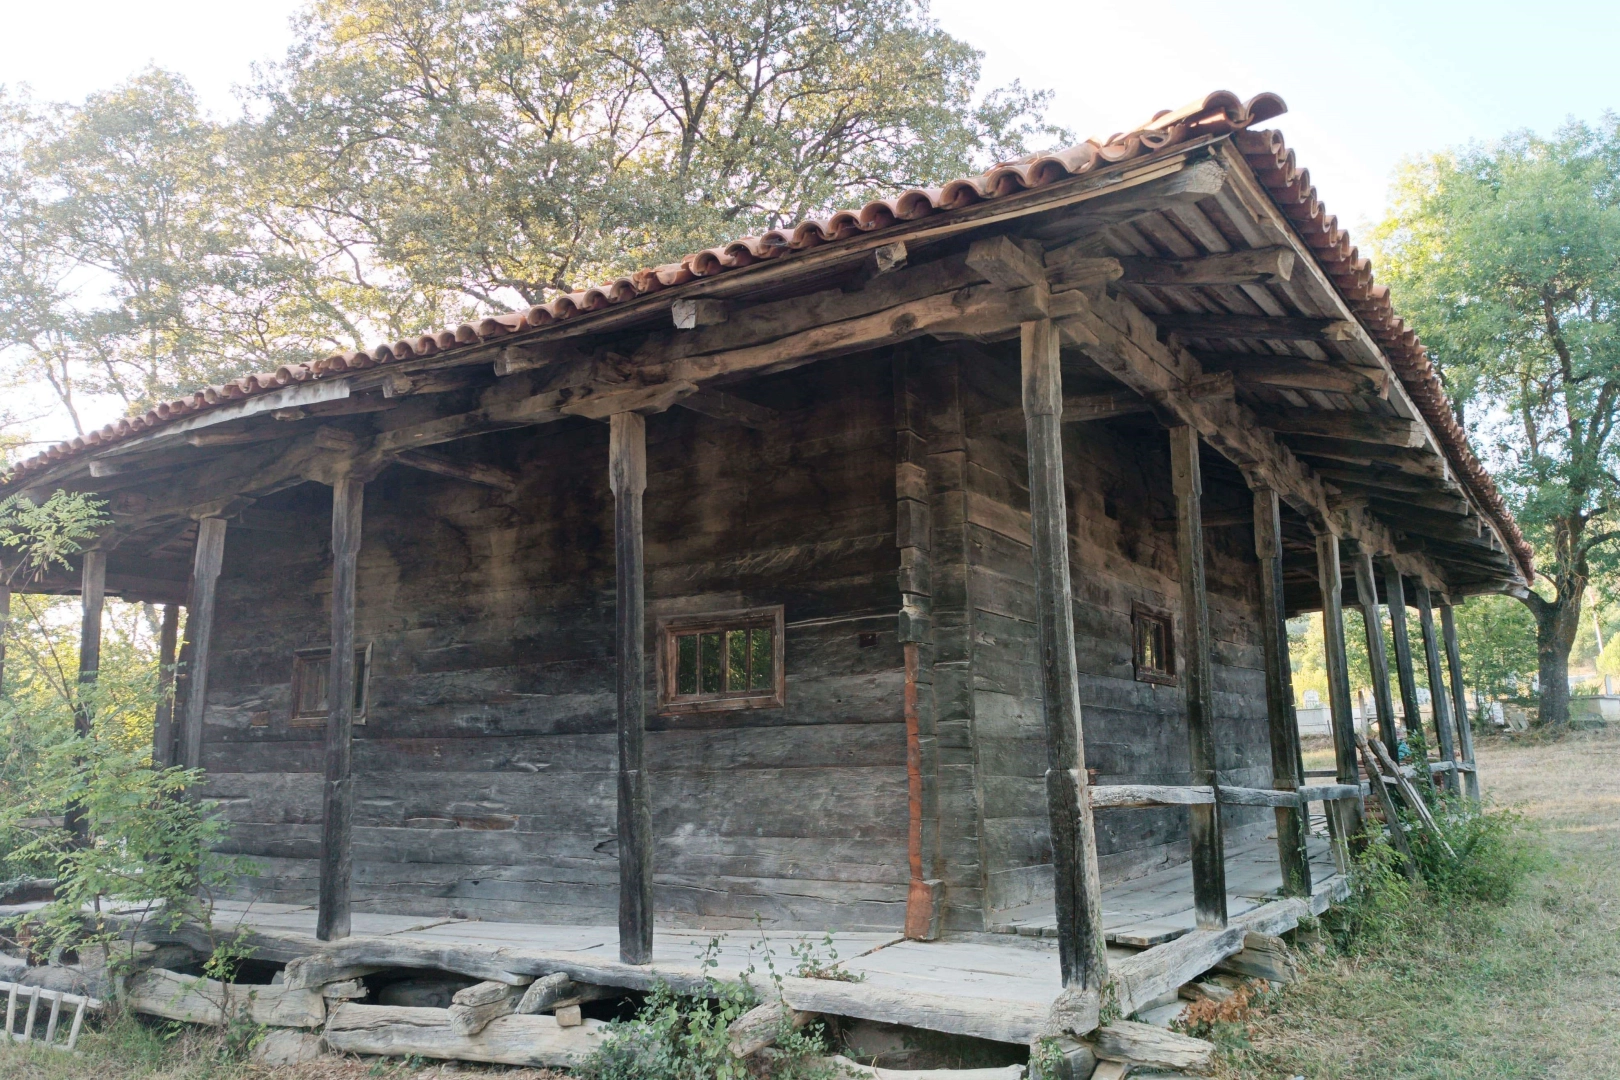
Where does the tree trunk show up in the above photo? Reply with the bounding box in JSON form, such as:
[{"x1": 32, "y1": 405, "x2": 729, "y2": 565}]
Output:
[{"x1": 1532, "y1": 590, "x2": 1583, "y2": 728}]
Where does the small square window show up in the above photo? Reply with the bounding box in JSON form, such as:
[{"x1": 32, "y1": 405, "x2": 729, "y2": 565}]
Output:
[
  {"x1": 289, "y1": 644, "x2": 371, "y2": 727},
  {"x1": 1132, "y1": 604, "x2": 1176, "y2": 686},
  {"x1": 658, "y1": 607, "x2": 785, "y2": 714}
]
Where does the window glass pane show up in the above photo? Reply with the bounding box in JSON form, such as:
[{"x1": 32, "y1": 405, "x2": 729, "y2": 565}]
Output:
[
  {"x1": 726, "y1": 630, "x2": 749, "y2": 692},
  {"x1": 699, "y1": 632, "x2": 724, "y2": 694},
  {"x1": 750, "y1": 627, "x2": 773, "y2": 690},
  {"x1": 354, "y1": 649, "x2": 369, "y2": 711},
  {"x1": 676, "y1": 634, "x2": 698, "y2": 694}
]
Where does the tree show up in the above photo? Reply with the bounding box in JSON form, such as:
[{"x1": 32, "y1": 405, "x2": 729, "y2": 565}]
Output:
[
  {"x1": 1375, "y1": 117, "x2": 1620, "y2": 727},
  {"x1": 250, "y1": 0, "x2": 1061, "y2": 314}
]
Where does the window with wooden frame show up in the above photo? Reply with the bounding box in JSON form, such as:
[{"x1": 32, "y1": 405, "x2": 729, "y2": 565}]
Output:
[
  {"x1": 289, "y1": 644, "x2": 371, "y2": 727},
  {"x1": 1132, "y1": 603, "x2": 1177, "y2": 686},
  {"x1": 657, "y1": 607, "x2": 785, "y2": 714}
]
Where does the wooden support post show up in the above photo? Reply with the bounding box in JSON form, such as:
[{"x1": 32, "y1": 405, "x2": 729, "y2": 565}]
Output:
[
  {"x1": 1315, "y1": 532, "x2": 1366, "y2": 849},
  {"x1": 0, "y1": 585, "x2": 10, "y2": 693},
  {"x1": 317, "y1": 480, "x2": 364, "y2": 942},
  {"x1": 152, "y1": 603, "x2": 180, "y2": 767},
  {"x1": 65, "y1": 551, "x2": 107, "y2": 845},
  {"x1": 1414, "y1": 583, "x2": 1461, "y2": 795},
  {"x1": 1171, "y1": 425, "x2": 1227, "y2": 929},
  {"x1": 1440, "y1": 601, "x2": 1480, "y2": 801},
  {"x1": 1380, "y1": 563, "x2": 1430, "y2": 777},
  {"x1": 610, "y1": 411, "x2": 653, "y2": 966},
  {"x1": 179, "y1": 518, "x2": 227, "y2": 771},
  {"x1": 1252, "y1": 487, "x2": 1310, "y2": 897},
  {"x1": 1021, "y1": 319, "x2": 1107, "y2": 991},
  {"x1": 1351, "y1": 551, "x2": 1399, "y2": 760}
]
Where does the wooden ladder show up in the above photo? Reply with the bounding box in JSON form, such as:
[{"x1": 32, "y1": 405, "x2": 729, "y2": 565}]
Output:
[{"x1": 2, "y1": 980, "x2": 101, "y2": 1052}]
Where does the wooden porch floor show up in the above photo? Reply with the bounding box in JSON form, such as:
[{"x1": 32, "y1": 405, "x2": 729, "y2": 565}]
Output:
[{"x1": 174, "y1": 834, "x2": 1342, "y2": 1045}]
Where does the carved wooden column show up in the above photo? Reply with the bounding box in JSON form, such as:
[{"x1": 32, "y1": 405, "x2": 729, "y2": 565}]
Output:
[
  {"x1": 1315, "y1": 531, "x2": 1365, "y2": 850},
  {"x1": 1171, "y1": 425, "x2": 1226, "y2": 928},
  {"x1": 179, "y1": 518, "x2": 227, "y2": 771},
  {"x1": 1440, "y1": 601, "x2": 1480, "y2": 800},
  {"x1": 611, "y1": 411, "x2": 654, "y2": 965},
  {"x1": 1021, "y1": 318, "x2": 1107, "y2": 992},
  {"x1": 1253, "y1": 487, "x2": 1310, "y2": 897},
  {"x1": 65, "y1": 550, "x2": 107, "y2": 845},
  {"x1": 317, "y1": 480, "x2": 364, "y2": 942},
  {"x1": 152, "y1": 603, "x2": 181, "y2": 767},
  {"x1": 1351, "y1": 551, "x2": 1399, "y2": 760},
  {"x1": 1414, "y1": 583, "x2": 1461, "y2": 795}
]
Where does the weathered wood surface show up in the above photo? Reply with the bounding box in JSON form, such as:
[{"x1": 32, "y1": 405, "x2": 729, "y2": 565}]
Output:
[
  {"x1": 448, "y1": 979, "x2": 526, "y2": 1034},
  {"x1": 609, "y1": 411, "x2": 653, "y2": 964},
  {"x1": 151, "y1": 602, "x2": 180, "y2": 767},
  {"x1": 1116, "y1": 246, "x2": 1294, "y2": 286},
  {"x1": 1170, "y1": 424, "x2": 1226, "y2": 931},
  {"x1": 1414, "y1": 583, "x2": 1462, "y2": 795},
  {"x1": 1214, "y1": 931, "x2": 1299, "y2": 983},
  {"x1": 727, "y1": 998, "x2": 816, "y2": 1057},
  {"x1": 179, "y1": 518, "x2": 227, "y2": 771},
  {"x1": 323, "y1": 1003, "x2": 605, "y2": 1066},
  {"x1": 1351, "y1": 550, "x2": 1399, "y2": 759},
  {"x1": 318, "y1": 478, "x2": 363, "y2": 942},
  {"x1": 1253, "y1": 486, "x2": 1310, "y2": 897},
  {"x1": 1381, "y1": 563, "x2": 1436, "y2": 793},
  {"x1": 826, "y1": 1059, "x2": 1026, "y2": 1080},
  {"x1": 126, "y1": 968, "x2": 325, "y2": 1028},
  {"x1": 1314, "y1": 531, "x2": 1365, "y2": 846},
  {"x1": 1355, "y1": 734, "x2": 1418, "y2": 881},
  {"x1": 1440, "y1": 602, "x2": 1481, "y2": 801},
  {"x1": 1021, "y1": 317, "x2": 1108, "y2": 990},
  {"x1": 1093, "y1": 1020, "x2": 1214, "y2": 1070}
]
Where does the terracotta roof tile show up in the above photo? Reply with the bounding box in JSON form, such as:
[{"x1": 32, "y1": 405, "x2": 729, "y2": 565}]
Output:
[{"x1": 2, "y1": 89, "x2": 1531, "y2": 583}]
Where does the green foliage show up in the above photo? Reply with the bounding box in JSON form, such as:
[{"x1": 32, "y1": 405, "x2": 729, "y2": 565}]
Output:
[
  {"x1": 577, "y1": 936, "x2": 833, "y2": 1080},
  {"x1": 0, "y1": 491, "x2": 107, "y2": 589},
  {"x1": 1374, "y1": 115, "x2": 1620, "y2": 716},
  {"x1": 1451, "y1": 594, "x2": 1539, "y2": 698}
]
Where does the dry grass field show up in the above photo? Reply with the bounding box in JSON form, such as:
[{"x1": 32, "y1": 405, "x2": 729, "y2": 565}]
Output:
[{"x1": 1, "y1": 727, "x2": 1614, "y2": 1079}]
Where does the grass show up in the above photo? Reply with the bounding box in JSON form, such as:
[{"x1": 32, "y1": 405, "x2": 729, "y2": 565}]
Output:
[{"x1": 1216, "y1": 724, "x2": 1620, "y2": 1079}]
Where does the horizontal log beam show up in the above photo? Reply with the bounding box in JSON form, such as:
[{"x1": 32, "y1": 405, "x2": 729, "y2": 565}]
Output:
[
  {"x1": 1064, "y1": 391, "x2": 1153, "y2": 422},
  {"x1": 1260, "y1": 409, "x2": 1427, "y2": 448},
  {"x1": 1152, "y1": 313, "x2": 1358, "y2": 342},
  {"x1": 674, "y1": 389, "x2": 779, "y2": 430},
  {"x1": 393, "y1": 450, "x2": 518, "y2": 491},
  {"x1": 1117, "y1": 246, "x2": 1295, "y2": 286},
  {"x1": 1199, "y1": 353, "x2": 1387, "y2": 396}
]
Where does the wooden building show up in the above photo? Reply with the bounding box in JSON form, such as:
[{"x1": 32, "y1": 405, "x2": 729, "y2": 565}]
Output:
[{"x1": 0, "y1": 91, "x2": 1520, "y2": 1046}]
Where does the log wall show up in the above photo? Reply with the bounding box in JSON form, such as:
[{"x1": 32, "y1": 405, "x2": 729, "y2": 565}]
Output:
[{"x1": 197, "y1": 346, "x2": 1274, "y2": 934}]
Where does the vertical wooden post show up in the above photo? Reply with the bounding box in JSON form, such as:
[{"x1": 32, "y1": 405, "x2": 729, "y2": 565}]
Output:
[
  {"x1": 610, "y1": 411, "x2": 653, "y2": 966},
  {"x1": 1171, "y1": 425, "x2": 1227, "y2": 928},
  {"x1": 1253, "y1": 487, "x2": 1310, "y2": 897},
  {"x1": 1020, "y1": 319, "x2": 1107, "y2": 991},
  {"x1": 152, "y1": 603, "x2": 180, "y2": 767},
  {"x1": 0, "y1": 585, "x2": 11, "y2": 693},
  {"x1": 1351, "y1": 551, "x2": 1399, "y2": 760},
  {"x1": 179, "y1": 519, "x2": 227, "y2": 771},
  {"x1": 65, "y1": 551, "x2": 107, "y2": 844},
  {"x1": 1373, "y1": 566, "x2": 1425, "y2": 767},
  {"x1": 1440, "y1": 601, "x2": 1480, "y2": 801},
  {"x1": 1315, "y1": 532, "x2": 1365, "y2": 846},
  {"x1": 317, "y1": 480, "x2": 364, "y2": 942},
  {"x1": 1414, "y1": 583, "x2": 1461, "y2": 795}
]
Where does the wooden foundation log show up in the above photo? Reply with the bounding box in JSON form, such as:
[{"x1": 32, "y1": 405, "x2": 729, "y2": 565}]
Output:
[
  {"x1": 323, "y1": 1002, "x2": 605, "y2": 1067},
  {"x1": 448, "y1": 979, "x2": 526, "y2": 1035},
  {"x1": 318, "y1": 479, "x2": 364, "y2": 942},
  {"x1": 610, "y1": 411, "x2": 653, "y2": 965},
  {"x1": 1092, "y1": 1020, "x2": 1215, "y2": 1071},
  {"x1": 1214, "y1": 931, "x2": 1300, "y2": 983},
  {"x1": 126, "y1": 968, "x2": 325, "y2": 1028},
  {"x1": 1021, "y1": 318, "x2": 1107, "y2": 992},
  {"x1": 1171, "y1": 425, "x2": 1226, "y2": 929},
  {"x1": 727, "y1": 998, "x2": 817, "y2": 1058},
  {"x1": 827, "y1": 1059, "x2": 1027, "y2": 1080}
]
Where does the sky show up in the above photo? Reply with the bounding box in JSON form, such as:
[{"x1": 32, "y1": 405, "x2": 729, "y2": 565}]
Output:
[
  {"x1": 0, "y1": 0, "x2": 1617, "y2": 442},
  {"x1": 3, "y1": 0, "x2": 1616, "y2": 232}
]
